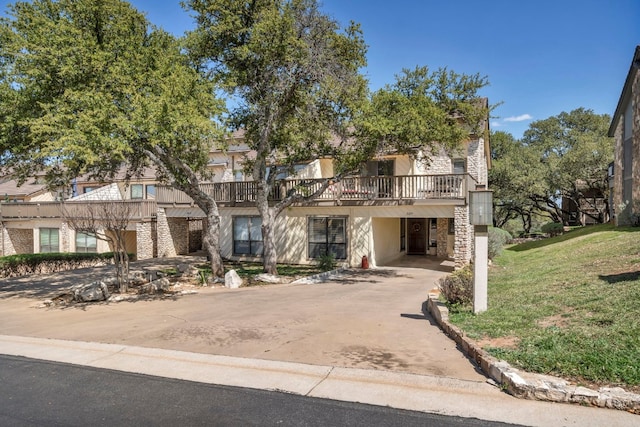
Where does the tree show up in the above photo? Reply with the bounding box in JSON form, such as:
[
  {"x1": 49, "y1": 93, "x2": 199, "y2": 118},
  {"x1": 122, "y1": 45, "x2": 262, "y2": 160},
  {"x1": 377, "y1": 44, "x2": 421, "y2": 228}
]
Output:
[
  {"x1": 352, "y1": 66, "x2": 490, "y2": 168},
  {"x1": 61, "y1": 200, "x2": 138, "y2": 292},
  {"x1": 185, "y1": 0, "x2": 368, "y2": 275},
  {"x1": 521, "y1": 108, "x2": 613, "y2": 225},
  {"x1": 0, "y1": 0, "x2": 227, "y2": 277}
]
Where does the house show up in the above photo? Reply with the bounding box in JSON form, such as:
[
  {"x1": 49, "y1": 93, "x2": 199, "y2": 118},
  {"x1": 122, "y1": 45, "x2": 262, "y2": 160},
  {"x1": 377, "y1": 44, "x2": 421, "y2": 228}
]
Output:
[
  {"x1": 609, "y1": 45, "x2": 640, "y2": 226},
  {"x1": 0, "y1": 118, "x2": 491, "y2": 269}
]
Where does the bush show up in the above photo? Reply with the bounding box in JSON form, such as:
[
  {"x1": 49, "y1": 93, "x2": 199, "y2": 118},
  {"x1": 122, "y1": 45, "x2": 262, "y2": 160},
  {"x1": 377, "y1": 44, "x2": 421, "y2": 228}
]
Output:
[
  {"x1": 488, "y1": 227, "x2": 512, "y2": 260},
  {"x1": 438, "y1": 265, "x2": 473, "y2": 306},
  {"x1": 316, "y1": 253, "x2": 336, "y2": 272},
  {"x1": 541, "y1": 222, "x2": 564, "y2": 236},
  {"x1": 0, "y1": 252, "x2": 132, "y2": 278}
]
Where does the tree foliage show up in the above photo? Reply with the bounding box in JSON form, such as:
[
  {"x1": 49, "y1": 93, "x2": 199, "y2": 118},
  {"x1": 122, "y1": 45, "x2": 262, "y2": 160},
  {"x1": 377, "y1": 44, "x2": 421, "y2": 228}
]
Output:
[
  {"x1": 489, "y1": 108, "x2": 613, "y2": 230},
  {"x1": 185, "y1": 0, "x2": 368, "y2": 274},
  {"x1": 0, "y1": 0, "x2": 227, "y2": 276}
]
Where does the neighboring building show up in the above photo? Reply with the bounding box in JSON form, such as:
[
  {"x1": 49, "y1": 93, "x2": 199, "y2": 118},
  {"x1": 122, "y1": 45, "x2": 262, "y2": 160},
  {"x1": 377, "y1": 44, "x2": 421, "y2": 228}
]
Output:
[
  {"x1": 609, "y1": 45, "x2": 640, "y2": 226},
  {"x1": 0, "y1": 115, "x2": 491, "y2": 269},
  {"x1": 561, "y1": 184, "x2": 609, "y2": 226}
]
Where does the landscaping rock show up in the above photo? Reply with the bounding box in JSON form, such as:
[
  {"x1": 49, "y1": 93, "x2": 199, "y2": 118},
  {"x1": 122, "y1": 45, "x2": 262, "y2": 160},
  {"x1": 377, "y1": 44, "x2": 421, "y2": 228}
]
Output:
[
  {"x1": 73, "y1": 281, "x2": 110, "y2": 302},
  {"x1": 254, "y1": 273, "x2": 280, "y2": 284},
  {"x1": 225, "y1": 270, "x2": 242, "y2": 289},
  {"x1": 139, "y1": 278, "x2": 171, "y2": 294}
]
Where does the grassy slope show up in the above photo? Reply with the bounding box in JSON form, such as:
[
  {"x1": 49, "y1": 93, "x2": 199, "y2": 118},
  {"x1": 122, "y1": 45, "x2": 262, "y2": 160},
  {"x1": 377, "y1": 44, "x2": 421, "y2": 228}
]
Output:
[{"x1": 450, "y1": 224, "x2": 640, "y2": 389}]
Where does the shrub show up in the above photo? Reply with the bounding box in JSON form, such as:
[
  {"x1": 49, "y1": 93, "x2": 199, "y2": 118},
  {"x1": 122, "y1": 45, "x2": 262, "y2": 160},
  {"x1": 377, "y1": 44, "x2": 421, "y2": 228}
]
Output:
[
  {"x1": 541, "y1": 222, "x2": 564, "y2": 236},
  {"x1": 0, "y1": 252, "x2": 132, "y2": 278},
  {"x1": 316, "y1": 253, "x2": 336, "y2": 272},
  {"x1": 488, "y1": 227, "x2": 512, "y2": 260},
  {"x1": 438, "y1": 265, "x2": 473, "y2": 307}
]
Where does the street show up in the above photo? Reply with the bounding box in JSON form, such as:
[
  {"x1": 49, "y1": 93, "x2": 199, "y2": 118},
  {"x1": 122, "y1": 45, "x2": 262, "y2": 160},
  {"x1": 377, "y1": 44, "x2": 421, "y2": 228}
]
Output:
[{"x1": 0, "y1": 355, "x2": 517, "y2": 427}]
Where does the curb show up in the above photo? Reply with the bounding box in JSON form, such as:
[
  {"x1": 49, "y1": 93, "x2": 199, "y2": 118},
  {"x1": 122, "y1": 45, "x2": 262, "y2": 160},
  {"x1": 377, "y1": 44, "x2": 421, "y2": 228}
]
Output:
[{"x1": 426, "y1": 294, "x2": 640, "y2": 414}]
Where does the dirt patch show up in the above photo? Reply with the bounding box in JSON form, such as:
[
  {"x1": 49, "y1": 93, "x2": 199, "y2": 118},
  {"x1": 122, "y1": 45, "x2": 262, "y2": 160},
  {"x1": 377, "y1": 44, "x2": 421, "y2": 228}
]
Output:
[{"x1": 475, "y1": 335, "x2": 520, "y2": 350}]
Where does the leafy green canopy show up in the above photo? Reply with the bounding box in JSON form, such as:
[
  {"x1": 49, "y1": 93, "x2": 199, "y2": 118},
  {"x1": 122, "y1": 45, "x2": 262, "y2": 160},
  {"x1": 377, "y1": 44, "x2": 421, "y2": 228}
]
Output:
[
  {"x1": 185, "y1": 0, "x2": 368, "y2": 181},
  {"x1": 0, "y1": 0, "x2": 224, "y2": 189}
]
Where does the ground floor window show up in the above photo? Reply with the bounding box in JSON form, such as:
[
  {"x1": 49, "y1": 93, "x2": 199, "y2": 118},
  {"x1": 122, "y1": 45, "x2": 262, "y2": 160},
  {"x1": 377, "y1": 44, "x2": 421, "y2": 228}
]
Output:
[
  {"x1": 76, "y1": 232, "x2": 97, "y2": 253},
  {"x1": 233, "y1": 216, "x2": 263, "y2": 255},
  {"x1": 400, "y1": 218, "x2": 406, "y2": 251},
  {"x1": 40, "y1": 228, "x2": 59, "y2": 253},
  {"x1": 308, "y1": 217, "x2": 347, "y2": 260}
]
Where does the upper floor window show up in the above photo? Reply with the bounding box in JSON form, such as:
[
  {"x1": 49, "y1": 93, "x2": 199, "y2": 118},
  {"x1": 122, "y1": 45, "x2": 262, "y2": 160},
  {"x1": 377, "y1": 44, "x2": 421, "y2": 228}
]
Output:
[
  {"x1": 146, "y1": 185, "x2": 156, "y2": 199},
  {"x1": 624, "y1": 99, "x2": 633, "y2": 140},
  {"x1": 453, "y1": 159, "x2": 466, "y2": 174},
  {"x1": 130, "y1": 184, "x2": 144, "y2": 199},
  {"x1": 366, "y1": 160, "x2": 394, "y2": 176},
  {"x1": 40, "y1": 228, "x2": 59, "y2": 253}
]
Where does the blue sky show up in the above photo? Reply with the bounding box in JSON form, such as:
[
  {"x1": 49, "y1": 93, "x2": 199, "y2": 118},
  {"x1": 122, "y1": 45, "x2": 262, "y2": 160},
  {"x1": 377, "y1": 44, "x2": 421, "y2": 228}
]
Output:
[{"x1": 2, "y1": 0, "x2": 639, "y2": 139}]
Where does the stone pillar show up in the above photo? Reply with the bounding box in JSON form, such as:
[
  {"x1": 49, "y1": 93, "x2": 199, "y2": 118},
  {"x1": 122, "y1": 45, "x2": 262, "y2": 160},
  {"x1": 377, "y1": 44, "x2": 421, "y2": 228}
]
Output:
[
  {"x1": 454, "y1": 206, "x2": 472, "y2": 268},
  {"x1": 156, "y1": 208, "x2": 177, "y2": 257},
  {"x1": 136, "y1": 221, "x2": 154, "y2": 260},
  {"x1": 60, "y1": 221, "x2": 70, "y2": 253},
  {"x1": 436, "y1": 218, "x2": 448, "y2": 258}
]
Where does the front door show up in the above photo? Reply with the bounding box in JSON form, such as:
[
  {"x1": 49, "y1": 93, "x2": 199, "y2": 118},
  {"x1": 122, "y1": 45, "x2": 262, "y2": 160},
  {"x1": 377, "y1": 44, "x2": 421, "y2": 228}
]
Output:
[{"x1": 407, "y1": 218, "x2": 426, "y2": 255}]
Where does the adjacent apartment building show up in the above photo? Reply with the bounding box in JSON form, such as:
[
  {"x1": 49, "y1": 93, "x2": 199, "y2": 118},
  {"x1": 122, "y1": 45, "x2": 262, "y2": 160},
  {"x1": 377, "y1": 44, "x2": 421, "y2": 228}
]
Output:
[{"x1": 609, "y1": 45, "x2": 640, "y2": 225}]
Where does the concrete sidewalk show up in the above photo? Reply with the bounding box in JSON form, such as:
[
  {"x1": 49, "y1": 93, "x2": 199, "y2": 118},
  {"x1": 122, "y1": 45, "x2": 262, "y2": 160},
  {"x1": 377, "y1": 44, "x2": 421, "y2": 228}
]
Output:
[{"x1": 1, "y1": 335, "x2": 636, "y2": 427}]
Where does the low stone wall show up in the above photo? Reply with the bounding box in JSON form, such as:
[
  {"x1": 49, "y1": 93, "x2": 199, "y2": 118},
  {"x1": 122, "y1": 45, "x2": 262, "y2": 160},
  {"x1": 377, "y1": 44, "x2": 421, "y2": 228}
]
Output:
[{"x1": 426, "y1": 295, "x2": 640, "y2": 414}]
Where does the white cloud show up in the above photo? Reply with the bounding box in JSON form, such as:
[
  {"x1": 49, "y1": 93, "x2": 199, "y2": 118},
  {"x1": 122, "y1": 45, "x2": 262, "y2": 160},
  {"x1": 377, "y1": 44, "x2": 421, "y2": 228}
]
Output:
[
  {"x1": 503, "y1": 114, "x2": 533, "y2": 122},
  {"x1": 490, "y1": 121, "x2": 502, "y2": 127}
]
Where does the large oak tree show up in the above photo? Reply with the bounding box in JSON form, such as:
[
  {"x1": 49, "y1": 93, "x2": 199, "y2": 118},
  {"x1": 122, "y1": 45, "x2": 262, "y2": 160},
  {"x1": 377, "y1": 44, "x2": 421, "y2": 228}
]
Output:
[{"x1": 0, "y1": 0, "x2": 227, "y2": 277}]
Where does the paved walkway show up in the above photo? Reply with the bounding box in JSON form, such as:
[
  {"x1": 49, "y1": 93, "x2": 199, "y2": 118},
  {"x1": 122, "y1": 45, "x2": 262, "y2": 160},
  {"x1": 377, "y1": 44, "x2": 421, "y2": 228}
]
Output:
[{"x1": 0, "y1": 258, "x2": 637, "y2": 425}]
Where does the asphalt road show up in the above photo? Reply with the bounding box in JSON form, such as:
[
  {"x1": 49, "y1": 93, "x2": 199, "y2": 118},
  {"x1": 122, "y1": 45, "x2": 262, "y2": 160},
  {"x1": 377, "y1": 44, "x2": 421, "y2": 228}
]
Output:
[{"x1": 0, "y1": 355, "x2": 519, "y2": 427}]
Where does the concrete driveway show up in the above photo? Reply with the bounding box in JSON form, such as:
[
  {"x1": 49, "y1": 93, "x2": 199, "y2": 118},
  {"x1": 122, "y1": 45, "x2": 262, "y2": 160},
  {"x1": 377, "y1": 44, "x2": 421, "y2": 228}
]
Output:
[{"x1": 0, "y1": 258, "x2": 486, "y2": 383}]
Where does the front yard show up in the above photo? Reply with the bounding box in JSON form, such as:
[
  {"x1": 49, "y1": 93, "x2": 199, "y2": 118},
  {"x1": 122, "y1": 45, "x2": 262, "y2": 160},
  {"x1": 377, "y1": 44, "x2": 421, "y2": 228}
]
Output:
[{"x1": 449, "y1": 224, "x2": 640, "y2": 392}]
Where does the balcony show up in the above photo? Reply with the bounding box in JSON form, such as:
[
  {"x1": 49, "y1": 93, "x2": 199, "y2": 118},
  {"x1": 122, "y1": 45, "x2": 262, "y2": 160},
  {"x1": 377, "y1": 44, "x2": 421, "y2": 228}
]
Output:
[
  {"x1": 0, "y1": 200, "x2": 157, "y2": 221},
  {"x1": 156, "y1": 174, "x2": 473, "y2": 207}
]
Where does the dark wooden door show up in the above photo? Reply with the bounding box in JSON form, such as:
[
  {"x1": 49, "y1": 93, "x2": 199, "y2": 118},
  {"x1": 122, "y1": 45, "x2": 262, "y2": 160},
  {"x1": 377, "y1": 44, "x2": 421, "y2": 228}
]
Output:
[{"x1": 407, "y1": 218, "x2": 426, "y2": 255}]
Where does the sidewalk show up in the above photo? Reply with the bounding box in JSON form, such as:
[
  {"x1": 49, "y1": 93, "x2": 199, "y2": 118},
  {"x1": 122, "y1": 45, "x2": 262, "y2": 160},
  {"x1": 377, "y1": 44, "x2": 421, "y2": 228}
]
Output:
[{"x1": 0, "y1": 334, "x2": 636, "y2": 427}]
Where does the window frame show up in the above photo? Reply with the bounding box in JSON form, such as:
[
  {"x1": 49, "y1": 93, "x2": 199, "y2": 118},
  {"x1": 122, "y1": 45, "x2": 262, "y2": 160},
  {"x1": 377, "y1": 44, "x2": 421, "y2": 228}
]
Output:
[
  {"x1": 39, "y1": 228, "x2": 60, "y2": 253},
  {"x1": 130, "y1": 184, "x2": 144, "y2": 199},
  {"x1": 75, "y1": 231, "x2": 98, "y2": 253},
  {"x1": 232, "y1": 216, "x2": 264, "y2": 256},
  {"x1": 307, "y1": 216, "x2": 348, "y2": 260}
]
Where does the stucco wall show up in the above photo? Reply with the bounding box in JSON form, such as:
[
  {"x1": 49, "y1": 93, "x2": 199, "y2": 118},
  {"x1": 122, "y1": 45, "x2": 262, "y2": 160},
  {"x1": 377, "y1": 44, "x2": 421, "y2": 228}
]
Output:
[{"x1": 371, "y1": 217, "x2": 401, "y2": 266}]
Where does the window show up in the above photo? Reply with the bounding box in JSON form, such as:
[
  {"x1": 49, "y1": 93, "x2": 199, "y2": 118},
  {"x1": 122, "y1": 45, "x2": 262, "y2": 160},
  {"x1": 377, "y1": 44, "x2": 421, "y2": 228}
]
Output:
[
  {"x1": 76, "y1": 232, "x2": 97, "y2": 253},
  {"x1": 233, "y1": 217, "x2": 263, "y2": 255},
  {"x1": 83, "y1": 187, "x2": 96, "y2": 194},
  {"x1": 40, "y1": 228, "x2": 59, "y2": 253},
  {"x1": 145, "y1": 184, "x2": 156, "y2": 199},
  {"x1": 453, "y1": 159, "x2": 466, "y2": 174},
  {"x1": 400, "y1": 218, "x2": 406, "y2": 251},
  {"x1": 308, "y1": 217, "x2": 347, "y2": 259},
  {"x1": 448, "y1": 218, "x2": 455, "y2": 235},
  {"x1": 130, "y1": 184, "x2": 144, "y2": 199}
]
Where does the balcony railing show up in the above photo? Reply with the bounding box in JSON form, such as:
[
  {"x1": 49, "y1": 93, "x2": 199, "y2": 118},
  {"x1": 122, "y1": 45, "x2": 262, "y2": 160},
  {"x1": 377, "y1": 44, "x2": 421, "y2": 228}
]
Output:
[
  {"x1": 0, "y1": 200, "x2": 157, "y2": 220},
  {"x1": 156, "y1": 174, "x2": 473, "y2": 206}
]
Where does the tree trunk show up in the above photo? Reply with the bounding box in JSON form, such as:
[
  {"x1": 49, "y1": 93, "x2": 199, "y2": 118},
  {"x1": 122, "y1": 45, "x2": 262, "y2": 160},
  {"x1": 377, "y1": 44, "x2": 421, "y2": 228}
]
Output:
[
  {"x1": 203, "y1": 207, "x2": 225, "y2": 278},
  {"x1": 257, "y1": 183, "x2": 278, "y2": 275}
]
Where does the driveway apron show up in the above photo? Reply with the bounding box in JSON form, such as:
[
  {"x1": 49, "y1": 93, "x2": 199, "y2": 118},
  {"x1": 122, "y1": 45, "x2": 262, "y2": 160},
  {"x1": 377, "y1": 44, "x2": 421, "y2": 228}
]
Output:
[{"x1": 0, "y1": 260, "x2": 486, "y2": 383}]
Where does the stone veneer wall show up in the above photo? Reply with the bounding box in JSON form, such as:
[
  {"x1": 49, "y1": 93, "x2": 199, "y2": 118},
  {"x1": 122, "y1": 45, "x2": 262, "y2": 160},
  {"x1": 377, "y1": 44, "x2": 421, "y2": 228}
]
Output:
[
  {"x1": 613, "y1": 63, "x2": 640, "y2": 225},
  {"x1": 2, "y1": 228, "x2": 33, "y2": 256},
  {"x1": 436, "y1": 218, "x2": 449, "y2": 258},
  {"x1": 136, "y1": 221, "x2": 155, "y2": 260},
  {"x1": 168, "y1": 218, "x2": 189, "y2": 255},
  {"x1": 156, "y1": 208, "x2": 177, "y2": 257},
  {"x1": 60, "y1": 222, "x2": 70, "y2": 253},
  {"x1": 454, "y1": 206, "x2": 472, "y2": 268}
]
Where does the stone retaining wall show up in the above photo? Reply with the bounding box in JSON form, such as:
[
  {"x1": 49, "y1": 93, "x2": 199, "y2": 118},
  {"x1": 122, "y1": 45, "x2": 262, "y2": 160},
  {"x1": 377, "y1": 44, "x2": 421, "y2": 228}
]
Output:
[{"x1": 426, "y1": 295, "x2": 640, "y2": 414}]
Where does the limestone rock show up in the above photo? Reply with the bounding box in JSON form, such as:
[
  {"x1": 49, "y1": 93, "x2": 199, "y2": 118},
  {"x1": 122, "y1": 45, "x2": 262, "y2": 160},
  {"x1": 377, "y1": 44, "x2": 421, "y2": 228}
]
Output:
[
  {"x1": 225, "y1": 270, "x2": 243, "y2": 289},
  {"x1": 254, "y1": 273, "x2": 280, "y2": 284},
  {"x1": 73, "y1": 281, "x2": 110, "y2": 302}
]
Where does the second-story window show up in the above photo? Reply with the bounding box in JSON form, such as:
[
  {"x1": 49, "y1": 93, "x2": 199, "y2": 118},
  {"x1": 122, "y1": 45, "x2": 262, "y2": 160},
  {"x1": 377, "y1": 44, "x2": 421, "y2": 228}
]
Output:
[
  {"x1": 146, "y1": 185, "x2": 156, "y2": 199},
  {"x1": 453, "y1": 159, "x2": 466, "y2": 174},
  {"x1": 131, "y1": 184, "x2": 144, "y2": 199}
]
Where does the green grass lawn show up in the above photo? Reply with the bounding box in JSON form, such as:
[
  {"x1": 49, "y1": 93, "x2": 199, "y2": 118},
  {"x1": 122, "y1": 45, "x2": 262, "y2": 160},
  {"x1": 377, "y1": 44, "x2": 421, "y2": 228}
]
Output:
[{"x1": 449, "y1": 224, "x2": 640, "y2": 390}]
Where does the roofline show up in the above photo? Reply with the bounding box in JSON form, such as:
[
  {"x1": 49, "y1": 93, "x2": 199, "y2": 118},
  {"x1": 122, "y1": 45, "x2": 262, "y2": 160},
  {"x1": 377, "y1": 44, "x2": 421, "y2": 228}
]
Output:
[{"x1": 608, "y1": 45, "x2": 640, "y2": 137}]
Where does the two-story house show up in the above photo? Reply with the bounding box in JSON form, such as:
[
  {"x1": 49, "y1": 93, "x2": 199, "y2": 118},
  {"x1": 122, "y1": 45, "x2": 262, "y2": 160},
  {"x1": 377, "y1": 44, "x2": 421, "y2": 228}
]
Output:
[
  {"x1": 0, "y1": 119, "x2": 490, "y2": 270},
  {"x1": 609, "y1": 45, "x2": 640, "y2": 225}
]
